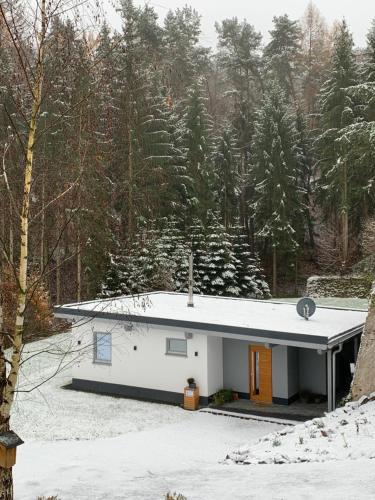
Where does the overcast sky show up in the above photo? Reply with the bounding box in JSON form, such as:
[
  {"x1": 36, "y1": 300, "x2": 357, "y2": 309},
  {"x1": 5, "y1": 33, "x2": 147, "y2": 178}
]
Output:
[{"x1": 104, "y1": 0, "x2": 374, "y2": 48}]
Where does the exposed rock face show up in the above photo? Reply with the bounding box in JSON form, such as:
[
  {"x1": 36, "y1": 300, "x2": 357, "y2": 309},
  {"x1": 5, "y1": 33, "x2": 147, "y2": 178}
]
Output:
[{"x1": 351, "y1": 282, "x2": 375, "y2": 400}]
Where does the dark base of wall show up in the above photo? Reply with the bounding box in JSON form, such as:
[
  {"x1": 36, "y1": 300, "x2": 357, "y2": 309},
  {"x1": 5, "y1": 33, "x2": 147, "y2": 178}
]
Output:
[
  {"x1": 70, "y1": 378, "x2": 210, "y2": 407},
  {"x1": 272, "y1": 393, "x2": 299, "y2": 406},
  {"x1": 237, "y1": 392, "x2": 250, "y2": 399},
  {"x1": 234, "y1": 392, "x2": 299, "y2": 406}
]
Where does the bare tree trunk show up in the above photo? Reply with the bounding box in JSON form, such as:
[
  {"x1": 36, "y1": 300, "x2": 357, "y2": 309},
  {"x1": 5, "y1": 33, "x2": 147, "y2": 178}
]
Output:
[
  {"x1": 294, "y1": 255, "x2": 299, "y2": 296},
  {"x1": 272, "y1": 245, "x2": 277, "y2": 297},
  {"x1": 128, "y1": 126, "x2": 133, "y2": 239},
  {"x1": 0, "y1": 4, "x2": 46, "y2": 494},
  {"x1": 341, "y1": 160, "x2": 349, "y2": 270},
  {"x1": 8, "y1": 227, "x2": 13, "y2": 266},
  {"x1": 351, "y1": 282, "x2": 375, "y2": 400},
  {"x1": 77, "y1": 233, "x2": 81, "y2": 302},
  {"x1": 0, "y1": 305, "x2": 11, "y2": 500},
  {"x1": 40, "y1": 174, "x2": 45, "y2": 270},
  {"x1": 56, "y1": 245, "x2": 61, "y2": 305}
]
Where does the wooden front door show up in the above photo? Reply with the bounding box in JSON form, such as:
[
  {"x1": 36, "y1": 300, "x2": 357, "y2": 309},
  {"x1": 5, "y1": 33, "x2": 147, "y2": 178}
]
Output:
[{"x1": 249, "y1": 345, "x2": 273, "y2": 404}]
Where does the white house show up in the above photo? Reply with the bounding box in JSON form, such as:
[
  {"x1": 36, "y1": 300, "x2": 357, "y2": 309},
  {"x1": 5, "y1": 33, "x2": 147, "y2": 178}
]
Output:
[{"x1": 55, "y1": 292, "x2": 367, "y2": 412}]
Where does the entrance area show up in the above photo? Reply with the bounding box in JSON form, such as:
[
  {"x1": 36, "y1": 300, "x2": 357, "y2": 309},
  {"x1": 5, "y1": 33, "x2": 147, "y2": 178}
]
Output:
[{"x1": 249, "y1": 345, "x2": 272, "y2": 404}]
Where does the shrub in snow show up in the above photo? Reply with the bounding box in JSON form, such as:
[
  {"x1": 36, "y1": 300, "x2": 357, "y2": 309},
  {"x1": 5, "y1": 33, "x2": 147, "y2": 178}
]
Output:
[{"x1": 165, "y1": 493, "x2": 187, "y2": 500}]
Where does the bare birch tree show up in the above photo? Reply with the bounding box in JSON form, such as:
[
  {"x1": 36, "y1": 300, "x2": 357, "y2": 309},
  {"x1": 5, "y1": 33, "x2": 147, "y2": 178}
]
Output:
[{"x1": 0, "y1": 1, "x2": 101, "y2": 496}]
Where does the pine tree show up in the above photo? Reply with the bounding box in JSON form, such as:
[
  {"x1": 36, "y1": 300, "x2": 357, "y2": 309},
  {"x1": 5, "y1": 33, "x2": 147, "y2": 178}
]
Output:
[
  {"x1": 264, "y1": 14, "x2": 302, "y2": 102},
  {"x1": 163, "y1": 6, "x2": 207, "y2": 99},
  {"x1": 251, "y1": 82, "x2": 305, "y2": 295}
]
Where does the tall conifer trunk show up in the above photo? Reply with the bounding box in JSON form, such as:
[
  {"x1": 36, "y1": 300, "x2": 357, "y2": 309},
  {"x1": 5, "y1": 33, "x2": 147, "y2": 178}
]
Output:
[
  {"x1": 272, "y1": 245, "x2": 277, "y2": 297},
  {"x1": 341, "y1": 160, "x2": 349, "y2": 270}
]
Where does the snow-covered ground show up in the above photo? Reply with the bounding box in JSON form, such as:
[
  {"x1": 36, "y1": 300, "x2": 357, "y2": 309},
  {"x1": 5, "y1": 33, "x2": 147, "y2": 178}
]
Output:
[
  {"x1": 227, "y1": 399, "x2": 375, "y2": 465},
  {"x1": 11, "y1": 334, "x2": 375, "y2": 499}
]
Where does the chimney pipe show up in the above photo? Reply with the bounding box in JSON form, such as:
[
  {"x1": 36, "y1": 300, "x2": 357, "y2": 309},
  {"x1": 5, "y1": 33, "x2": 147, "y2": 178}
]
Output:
[{"x1": 188, "y1": 252, "x2": 194, "y2": 308}]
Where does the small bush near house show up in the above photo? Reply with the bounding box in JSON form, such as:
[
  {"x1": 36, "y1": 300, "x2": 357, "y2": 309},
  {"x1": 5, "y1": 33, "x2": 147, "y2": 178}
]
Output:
[
  {"x1": 212, "y1": 389, "x2": 234, "y2": 406},
  {"x1": 165, "y1": 493, "x2": 187, "y2": 500}
]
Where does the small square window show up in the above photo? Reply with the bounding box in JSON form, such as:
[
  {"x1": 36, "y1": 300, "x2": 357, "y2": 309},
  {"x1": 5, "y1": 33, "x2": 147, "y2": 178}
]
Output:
[
  {"x1": 94, "y1": 332, "x2": 112, "y2": 364},
  {"x1": 166, "y1": 338, "x2": 187, "y2": 356}
]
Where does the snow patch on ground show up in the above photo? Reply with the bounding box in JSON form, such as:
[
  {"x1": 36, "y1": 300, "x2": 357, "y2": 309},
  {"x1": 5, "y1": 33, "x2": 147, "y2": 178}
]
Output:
[
  {"x1": 12, "y1": 333, "x2": 190, "y2": 441},
  {"x1": 227, "y1": 400, "x2": 375, "y2": 465}
]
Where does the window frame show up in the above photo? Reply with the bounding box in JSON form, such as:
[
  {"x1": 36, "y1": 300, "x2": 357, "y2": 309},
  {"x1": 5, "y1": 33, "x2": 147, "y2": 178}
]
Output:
[
  {"x1": 165, "y1": 337, "x2": 188, "y2": 357},
  {"x1": 93, "y1": 332, "x2": 112, "y2": 365}
]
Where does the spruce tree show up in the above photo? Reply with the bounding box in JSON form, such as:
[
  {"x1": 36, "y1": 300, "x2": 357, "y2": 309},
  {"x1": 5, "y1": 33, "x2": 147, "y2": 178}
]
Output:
[
  {"x1": 315, "y1": 20, "x2": 358, "y2": 267},
  {"x1": 251, "y1": 82, "x2": 305, "y2": 295},
  {"x1": 213, "y1": 123, "x2": 240, "y2": 229},
  {"x1": 188, "y1": 219, "x2": 208, "y2": 294},
  {"x1": 201, "y1": 214, "x2": 240, "y2": 297},
  {"x1": 230, "y1": 225, "x2": 270, "y2": 299},
  {"x1": 183, "y1": 80, "x2": 215, "y2": 221},
  {"x1": 216, "y1": 18, "x2": 263, "y2": 237}
]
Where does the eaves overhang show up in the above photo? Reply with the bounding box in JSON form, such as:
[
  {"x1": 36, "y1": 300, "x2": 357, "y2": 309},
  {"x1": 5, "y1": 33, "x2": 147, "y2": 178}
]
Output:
[{"x1": 54, "y1": 305, "x2": 365, "y2": 350}]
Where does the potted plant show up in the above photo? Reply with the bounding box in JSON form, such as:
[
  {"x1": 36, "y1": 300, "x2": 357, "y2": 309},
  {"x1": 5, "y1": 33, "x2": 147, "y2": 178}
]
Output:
[{"x1": 187, "y1": 378, "x2": 196, "y2": 389}]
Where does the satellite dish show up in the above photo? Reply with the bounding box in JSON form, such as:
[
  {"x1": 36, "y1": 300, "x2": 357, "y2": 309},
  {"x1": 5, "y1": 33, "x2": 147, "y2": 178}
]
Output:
[{"x1": 297, "y1": 297, "x2": 316, "y2": 321}]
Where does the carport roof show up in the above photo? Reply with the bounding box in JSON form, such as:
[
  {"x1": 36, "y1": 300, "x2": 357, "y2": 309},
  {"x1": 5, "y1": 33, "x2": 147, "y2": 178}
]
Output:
[{"x1": 55, "y1": 292, "x2": 367, "y2": 349}]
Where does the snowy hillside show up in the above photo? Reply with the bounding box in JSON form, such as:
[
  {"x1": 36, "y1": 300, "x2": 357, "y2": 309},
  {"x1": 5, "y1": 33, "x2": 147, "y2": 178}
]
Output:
[{"x1": 227, "y1": 397, "x2": 375, "y2": 465}]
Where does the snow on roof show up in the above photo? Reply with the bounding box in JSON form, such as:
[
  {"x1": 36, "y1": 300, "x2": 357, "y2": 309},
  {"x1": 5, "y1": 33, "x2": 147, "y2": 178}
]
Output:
[{"x1": 55, "y1": 292, "x2": 367, "y2": 346}]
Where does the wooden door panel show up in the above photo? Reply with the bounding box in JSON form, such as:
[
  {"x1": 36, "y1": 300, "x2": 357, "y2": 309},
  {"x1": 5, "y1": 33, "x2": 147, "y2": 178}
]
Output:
[{"x1": 249, "y1": 345, "x2": 272, "y2": 404}]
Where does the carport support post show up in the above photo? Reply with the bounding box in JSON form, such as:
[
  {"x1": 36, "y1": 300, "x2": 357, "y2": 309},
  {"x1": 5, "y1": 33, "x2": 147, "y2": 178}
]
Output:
[{"x1": 327, "y1": 349, "x2": 333, "y2": 412}]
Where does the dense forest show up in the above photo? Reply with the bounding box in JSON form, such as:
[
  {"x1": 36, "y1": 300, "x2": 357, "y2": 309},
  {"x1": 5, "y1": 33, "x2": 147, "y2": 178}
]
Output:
[{"x1": 1, "y1": 0, "x2": 375, "y2": 305}]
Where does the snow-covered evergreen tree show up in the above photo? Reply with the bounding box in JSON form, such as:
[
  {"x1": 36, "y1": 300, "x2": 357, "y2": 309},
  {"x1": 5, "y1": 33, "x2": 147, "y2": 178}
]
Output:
[
  {"x1": 230, "y1": 225, "x2": 271, "y2": 299},
  {"x1": 315, "y1": 20, "x2": 359, "y2": 267},
  {"x1": 183, "y1": 79, "x2": 215, "y2": 221},
  {"x1": 189, "y1": 218, "x2": 208, "y2": 294},
  {"x1": 201, "y1": 214, "x2": 240, "y2": 297},
  {"x1": 264, "y1": 14, "x2": 302, "y2": 102},
  {"x1": 141, "y1": 77, "x2": 188, "y2": 218},
  {"x1": 155, "y1": 218, "x2": 190, "y2": 292},
  {"x1": 251, "y1": 81, "x2": 305, "y2": 295}
]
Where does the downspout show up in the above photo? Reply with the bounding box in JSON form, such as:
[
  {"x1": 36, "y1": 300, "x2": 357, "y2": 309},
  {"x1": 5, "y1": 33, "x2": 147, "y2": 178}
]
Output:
[
  {"x1": 332, "y1": 343, "x2": 343, "y2": 411},
  {"x1": 327, "y1": 349, "x2": 333, "y2": 412}
]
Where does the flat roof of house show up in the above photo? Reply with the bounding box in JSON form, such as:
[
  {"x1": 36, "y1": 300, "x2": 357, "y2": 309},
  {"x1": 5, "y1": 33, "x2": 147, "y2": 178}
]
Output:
[{"x1": 55, "y1": 292, "x2": 367, "y2": 349}]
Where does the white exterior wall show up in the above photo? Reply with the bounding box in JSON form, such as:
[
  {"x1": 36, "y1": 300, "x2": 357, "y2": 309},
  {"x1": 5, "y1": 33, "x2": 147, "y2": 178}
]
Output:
[
  {"x1": 206, "y1": 336, "x2": 223, "y2": 395},
  {"x1": 72, "y1": 319, "x2": 217, "y2": 397}
]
